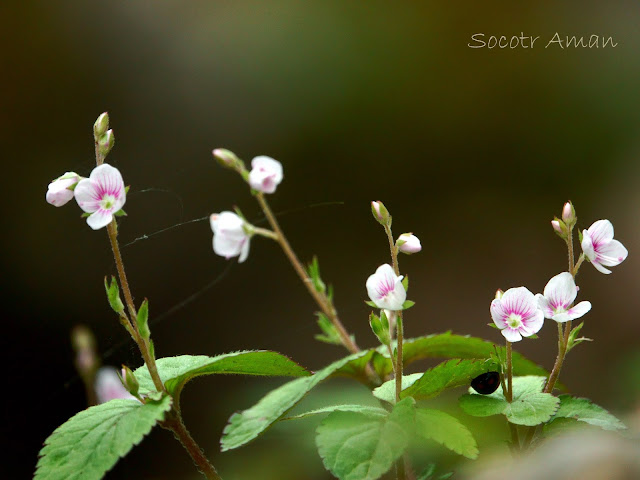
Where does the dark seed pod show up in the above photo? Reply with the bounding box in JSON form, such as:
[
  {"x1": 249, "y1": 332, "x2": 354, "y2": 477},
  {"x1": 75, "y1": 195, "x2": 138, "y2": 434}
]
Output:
[{"x1": 470, "y1": 371, "x2": 500, "y2": 394}]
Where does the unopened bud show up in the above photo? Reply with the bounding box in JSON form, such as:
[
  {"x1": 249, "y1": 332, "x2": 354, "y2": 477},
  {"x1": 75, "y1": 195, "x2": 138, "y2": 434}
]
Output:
[
  {"x1": 396, "y1": 233, "x2": 422, "y2": 254},
  {"x1": 551, "y1": 217, "x2": 569, "y2": 238},
  {"x1": 562, "y1": 201, "x2": 576, "y2": 227},
  {"x1": 93, "y1": 112, "x2": 110, "y2": 140},
  {"x1": 97, "y1": 130, "x2": 115, "y2": 157},
  {"x1": 371, "y1": 201, "x2": 391, "y2": 226},
  {"x1": 213, "y1": 148, "x2": 241, "y2": 170},
  {"x1": 495, "y1": 289, "x2": 504, "y2": 300},
  {"x1": 121, "y1": 365, "x2": 140, "y2": 397}
]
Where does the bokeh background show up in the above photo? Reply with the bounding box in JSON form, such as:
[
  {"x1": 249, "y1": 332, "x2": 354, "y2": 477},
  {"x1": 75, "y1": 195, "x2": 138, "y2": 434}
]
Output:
[{"x1": 3, "y1": 1, "x2": 640, "y2": 479}]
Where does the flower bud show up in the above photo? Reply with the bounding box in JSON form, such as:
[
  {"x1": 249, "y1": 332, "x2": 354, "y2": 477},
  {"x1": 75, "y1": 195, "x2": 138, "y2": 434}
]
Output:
[
  {"x1": 494, "y1": 289, "x2": 504, "y2": 300},
  {"x1": 46, "y1": 172, "x2": 81, "y2": 207},
  {"x1": 551, "y1": 217, "x2": 569, "y2": 238},
  {"x1": 213, "y1": 148, "x2": 242, "y2": 170},
  {"x1": 121, "y1": 365, "x2": 140, "y2": 397},
  {"x1": 93, "y1": 112, "x2": 110, "y2": 140},
  {"x1": 97, "y1": 130, "x2": 115, "y2": 157},
  {"x1": 562, "y1": 201, "x2": 576, "y2": 227},
  {"x1": 396, "y1": 233, "x2": 422, "y2": 254},
  {"x1": 371, "y1": 201, "x2": 391, "y2": 226}
]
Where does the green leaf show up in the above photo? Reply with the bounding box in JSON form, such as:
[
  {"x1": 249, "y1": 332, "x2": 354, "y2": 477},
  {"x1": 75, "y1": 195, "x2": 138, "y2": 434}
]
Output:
[
  {"x1": 459, "y1": 376, "x2": 560, "y2": 426},
  {"x1": 402, "y1": 359, "x2": 497, "y2": 400},
  {"x1": 402, "y1": 300, "x2": 415, "y2": 310},
  {"x1": 103, "y1": 276, "x2": 124, "y2": 314},
  {"x1": 364, "y1": 300, "x2": 378, "y2": 308},
  {"x1": 35, "y1": 396, "x2": 171, "y2": 480},
  {"x1": 285, "y1": 405, "x2": 388, "y2": 421},
  {"x1": 402, "y1": 275, "x2": 409, "y2": 292},
  {"x1": 416, "y1": 464, "x2": 453, "y2": 480},
  {"x1": 414, "y1": 408, "x2": 478, "y2": 459},
  {"x1": 114, "y1": 209, "x2": 127, "y2": 217},
  {"x1": 315, "y1": 313, "x2": 343, "y2": 345},
  {"x1": 315, "y1": 398, "x2": 415, "y2": 480},
  {"x1": 549, "y1": 395, "x2": 626, "y2": 431},
  {"x1": 136, "y1": 299, "x2": 150, "y2": 339},
  {"x1": 373, "y1": 332, "x2": 549, "y2": 379},
  {"x1": 221, "y1": 350, "x2": 371, "y2": 451},
  {"x1": 373, "y1": 373, "x2": 423, "y2": 404},
  {"x1": 134, "y1": 351, "x2": 309, "y2": 396}
]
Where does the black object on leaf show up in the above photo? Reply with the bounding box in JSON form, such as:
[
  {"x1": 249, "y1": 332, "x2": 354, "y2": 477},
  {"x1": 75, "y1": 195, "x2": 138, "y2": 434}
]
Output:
[{"x1": 470, "y1": 371, "x2": 500, "y2": 394}]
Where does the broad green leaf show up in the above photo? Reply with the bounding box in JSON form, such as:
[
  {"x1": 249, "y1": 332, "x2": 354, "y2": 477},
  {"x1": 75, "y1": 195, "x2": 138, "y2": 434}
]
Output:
[
  {"x1": 459, "y1": 376, "x2": 559, "y2": 426},
  {"x1": 285, "y1": 405, "x2": 388, "y2": 421},
  {"x1": 316, "y1": 398, "x2": 415, "y2": 480},
  {"x1": 221, "y1": 351, "x2": 370, "y2": 451},
  {"x1": 372, "y1": 373, "x2": 423, "y2": 404},
  {"x1": 549, "y1": 395, "x2": 626, "y2": 431},
  {"x1": 414, "y1": 408, "x2": 478, "y2": 459},
  {"x1": 134, "y1": 350, "x2": 309, "y2": 395},
  {"x1": 374, "y1": 332, "x2": 548, "y2": 379},
  {"x1": 35, "y1": 396, "x2": 171, "y2": 480},
  {"x1": 331, "y1": 350, "x2": 379, "y2": 382},
  {"x1": 402, "y1": 359, "x2": 497, "y2": 400}
]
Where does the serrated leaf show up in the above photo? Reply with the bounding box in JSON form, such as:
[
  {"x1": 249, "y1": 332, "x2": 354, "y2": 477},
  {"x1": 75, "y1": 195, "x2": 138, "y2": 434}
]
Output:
[
  {"x1": 414, "y1": 408, "x2": 478, "y2": 459},
  {"x1": 221, "y1": 350, "x2": 371, "y2": 451},
  {"x1": 550, "y1": 395, "x2": 626, "y2": 431},
  {"x1": 402, "y1": 359, "x2": 497, "y2": 400},
  {"x1": 134, "y1": 351, "x2": 309, "y2": 396},
  {"x1": 374, "y1": 332, "x2": 549, "y2": 379},
  {"x1": 285, "y1": 405, "x2": 388, "y2": 421},
  {"x1": 315, "y1": 398, "x2": 415, "y2": 480},
  {"x1": 373, "y1": 373, "x2": 423, "y2": 404},
  {"x1": 459, "y1": 376, "x2": 559, "y2": 426},
  {"x1": 35, "y1": 396, "x2": 171, "y2": 480}
]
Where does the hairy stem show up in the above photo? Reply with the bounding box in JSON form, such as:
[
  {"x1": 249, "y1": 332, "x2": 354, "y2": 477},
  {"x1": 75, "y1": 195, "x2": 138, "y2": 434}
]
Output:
[
  {"x1": 505, "y1": 340, "x2": 520, "y2": 451},
  {"x1": 255, "y1": 193, "x2": 361, "y2": 356},
  {"x1": 163, "y1": 412, "x2": 222, "y2": 480}
]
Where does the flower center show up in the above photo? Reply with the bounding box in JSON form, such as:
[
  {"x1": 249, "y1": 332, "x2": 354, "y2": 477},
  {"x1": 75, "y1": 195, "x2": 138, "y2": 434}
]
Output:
[
  {"x1": 100, "y1": 194, "x2": 116, "y2": 211},
  {"x1": 507, "y1": 313, "x2": 522, "y2": 328}
]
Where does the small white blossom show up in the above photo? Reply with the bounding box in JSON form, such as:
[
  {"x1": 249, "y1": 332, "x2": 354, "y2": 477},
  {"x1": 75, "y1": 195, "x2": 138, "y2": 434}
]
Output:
[
  {"x1": 210, "y1": 211, "x2": 251, "y2": 263},
  {"x1": 536, "y1": 272, "x2": 591, "y2": 323},
  {"x1": 74, "y1": 164, "x2": 126, "y2": 230},
  {"x1": 248, "y1": 156, "x2": 283, "y2": 194},
  {"x1": 94, "y1": 367, "x2": 137, "y2": 404},
  {"x1": 366, "y1": 264, "x2": 406, "y2": 310},
  {"x1": 581, "y1": 219, "x2": 628, "y2": 274},
  {"x1": 490, "y1": 286, "x2": 544, "y2": 342},
  {"x1": 46, "y1": 172, "x2": 81, "y2": 207},
  {"x1": 397, "y1": 233, "x2": 421, "y2": 254}
]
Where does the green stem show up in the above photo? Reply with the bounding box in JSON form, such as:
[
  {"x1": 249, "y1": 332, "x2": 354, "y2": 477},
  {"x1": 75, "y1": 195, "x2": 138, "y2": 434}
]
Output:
[{"x1": 505, "y1": 340, "x2": 520, "y2": 451}]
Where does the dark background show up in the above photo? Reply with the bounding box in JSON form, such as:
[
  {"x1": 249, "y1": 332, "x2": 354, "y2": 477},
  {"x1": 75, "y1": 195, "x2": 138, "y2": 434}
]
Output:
[{"x1": 3, "y1": 2, "x2": 639, "y2": 479}]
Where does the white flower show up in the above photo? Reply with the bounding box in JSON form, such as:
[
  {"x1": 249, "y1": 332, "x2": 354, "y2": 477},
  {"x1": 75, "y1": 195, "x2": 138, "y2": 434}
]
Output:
[
  {"x1": 46, "y1": 172, "x2": 81, "y2": 207},
  {"x1": 74, "y1": 164, "x2": 126, "y2": 230},
  {"x1": 490, "y1": 286, "x2": 544, "y2": 342},
  {"x1": 396, "y1": 233, "x2": 422, "y2": 254},
  {"x1": 248, "y1": 156, "x2": 283, "y2": 194},
  {"x1": 581, "y1": 220, "x2": 628, "y2": 274},
  {"x1": 536, "y1": 272, "x2": 591, "y2": 323},
  {"x1": 94, "y1": 367, "x2": 137, "y2": 404},
  {"x1": 210, "y1": 211, "x2": 251, "y2": 263},
  {"x1": 366, "y1": 264, "x2": 406, "y2": 310}
]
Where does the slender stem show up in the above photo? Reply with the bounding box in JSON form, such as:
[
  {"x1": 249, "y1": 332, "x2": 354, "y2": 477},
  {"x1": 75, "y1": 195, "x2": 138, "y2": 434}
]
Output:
[
  {"x1": 395, "y1": 314, "x2": 404, "y2": 403},
  {"x1": 505, "y1": 341, "x2": 513, "y2": 402},
  {"x1": 106, "y1": 220, "x2": 165, "y2": 393},
  {"x1": 573, "y1": 253, "x2": 585, "y2": 276},
  {"x1": 163, "y1": 412, "x2": 222, "y2": 480},
  {"x1": 255, "y1": 193, "x2": 361, "y2": 356}
]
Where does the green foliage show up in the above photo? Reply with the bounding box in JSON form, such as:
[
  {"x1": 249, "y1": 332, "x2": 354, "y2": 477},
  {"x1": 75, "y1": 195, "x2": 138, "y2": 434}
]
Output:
[
  {"x1": 315, "y1": 398, "x2": 415, "y2": 480},
  {"x1": 315, "y1": 313, "x2": 344, "y2": 345},
  {"x1": 35, "y1": 396, "x2": 171, "y2": 480},
  {"x1": 136, "y1": 299, "x2": 150, "y2": 339},
  {"x1": 546, "y1": 395, "x2": 626, "y2": 431},
  {"x1": 285, "y1": 405, "x2": 388, "y2": 420},
  {"x1": 133, "y1": 351, "x2": 310, "y2": 396},
  {"x1": 566, "y1": 322, "x2": 592, "y2": 352},
  {"x1": 221, "y1": 351, "x2": 371, "y2": 451},
  {"x1": 414, "y1": 408, "x2": 478, "y2": 459},
  {"x1": 307, "y1": 256, "x2": 327, "y2": 294},
  {"x1": 402, "y1": 359, "x2": 497, "y2": 400},
  {"x1": 374, "y1": 332, "x2": 549, "y2": 379},
  {"x1": 459, "y1": 376, "x2": 560, "y2": 426},
  {"x1": 416, "y1": 464, "x2": 453, "y2": 480},
  {"x1": 372, "y1": 373, "x2": 423, "y2": 404},
  {"x1": 103, "y1": 276, "x2": 124, "y2": 314},
  {"x1": 369, "y1": 311, "x2": 391, "y2": 346},
  {"x1": 402, "y1": 300, "x2": 415, "y2": 310}
]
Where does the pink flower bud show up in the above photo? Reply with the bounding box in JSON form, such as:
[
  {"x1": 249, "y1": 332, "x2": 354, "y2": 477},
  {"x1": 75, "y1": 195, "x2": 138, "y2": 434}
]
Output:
[
  {"x1": 248, "y1": 156, "x2": 283, "y2": 194},
  {"x1": 551, "y1": 220, "x2": 562, "y2": 234},
  {"x1": 396, "y1": 233, "x2": 421, "y2": 254},
  {"x1": 371, "y1": 201, "x2": 390, "y2": 226},
  {"x1": 213, "y1": 148, "x2": 241, "y2": 169},
  {"x1": 562, "y1": 201, "x2": 576, "y2": 226},
  {"x1": 46, "y1": 172, "x2": 81, "y2": 207},
  {"x1": 94, "y1": 367, "x2": 137, "y2": 404},
  {"x1": 210, "y1": 211, "x2": 251, "y2": 263}
]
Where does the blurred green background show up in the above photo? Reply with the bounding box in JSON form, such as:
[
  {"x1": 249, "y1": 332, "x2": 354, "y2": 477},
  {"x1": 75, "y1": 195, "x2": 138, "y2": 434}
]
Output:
[{"x1": 3, "y1": 1, "x2": 639, "y2": 478}]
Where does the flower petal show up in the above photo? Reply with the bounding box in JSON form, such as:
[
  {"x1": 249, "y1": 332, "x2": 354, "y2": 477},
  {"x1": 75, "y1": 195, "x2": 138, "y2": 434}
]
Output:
[
  {"x1": 238, "y1": 238, "x2": 251, "y2": 263},
  {"x1": 74, "y1": 178, "x2": 101, "y2": 213},
  {"x1": 90, "y1": 164, "x2": 125, "y2": 198},
  {"x1": 553, "y1": 301, "x2": 591, "y2": 322},
  {"x1": 597, "y1": 239, "x2": 628, "y2": 267},
  {"x1": 501, "y1": 328, "x2": 522, "y2": 342},
  {"x1": 581, "y1": 230, "x2": 596, "y2": 261},
  {"x1": 490, "y1": 299, "x2": 507, "y2": 328},
  {"x1": 521, "y1": 309, "x2": 544, "y2": 335},
  {"x1": 86, "y1": 210, "x2": 113, "y2": 230},
  {"x1": 501, "y1": 287, "x2": 538, "y2": 317},
  {"x1": 587, "y1": 220, "x2": 614, "y2": 247},
  {"x1": 536, "y1": 293, "x2": 555, "y2": 319},
  {"x1": 542, "y1": 272, "x2": 577, "y2": 312},
  {"x1": 591, "y1": 260, "x2": 612, "y2": 275}
]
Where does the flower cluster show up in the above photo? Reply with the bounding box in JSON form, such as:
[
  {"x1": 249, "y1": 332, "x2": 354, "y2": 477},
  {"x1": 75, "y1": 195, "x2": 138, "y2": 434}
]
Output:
[{"x1": 46, "y1": 163, "x2": 126, "y2": 230}]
